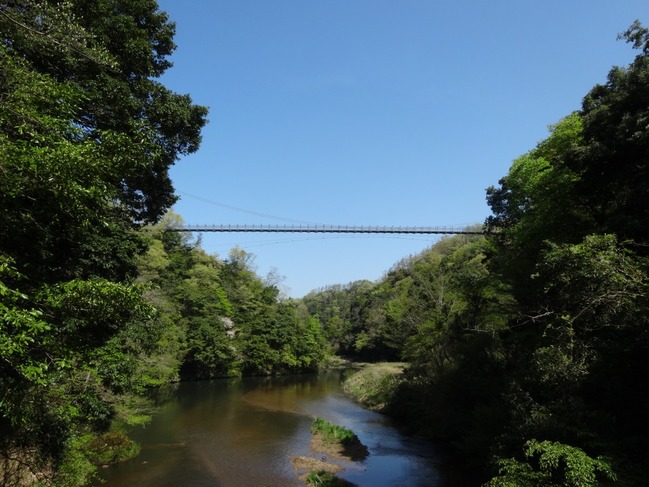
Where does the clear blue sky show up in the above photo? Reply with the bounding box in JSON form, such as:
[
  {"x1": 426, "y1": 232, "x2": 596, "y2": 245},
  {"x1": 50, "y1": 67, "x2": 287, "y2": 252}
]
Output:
[{"x1": 156, "y1": 0, "x2": 648, "y2": 298}]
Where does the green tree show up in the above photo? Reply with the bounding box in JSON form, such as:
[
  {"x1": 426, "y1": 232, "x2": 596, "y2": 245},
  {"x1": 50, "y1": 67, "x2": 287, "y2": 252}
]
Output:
[
  {"x1": 1, "y1": 0, "x2": 208, "y2": 223},
  {"x1": 505, "y1": 236, "x2": 649, "y2": 460},
  {"x1": 1, "y1": 0, "x2": 207, "y2": 283},
  {"x1": 0, "y1": 1, "x2": 207, "y2": 482},
  {"x1": 179, "y1": 251, "x2": 237, "y2": 378},
  {"x1": 562, "y1": 20, "x2": 649, "y2": 245},
  {"x1": 487, "y1": 440, "x2": 616, "y2": 487},
  {"x1": 486, "y1": 21, "x2": 649, "y2": 297},
  {"x1": 482, "y1": 22, "x2": 649, "y2": 484},
  {"x1": 485, "y1": 113, "x2": 590, "y2": 304}
]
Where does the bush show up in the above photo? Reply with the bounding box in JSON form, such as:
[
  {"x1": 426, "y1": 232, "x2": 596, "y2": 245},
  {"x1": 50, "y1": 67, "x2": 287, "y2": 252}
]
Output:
[
  {"x1": 82, "y1": 431, "x2": 140, "y2": 466},
  {"x1": 486, "y1": 440, "x2": 616, "y2": 487},
  {"x1": 311, "y1": 418, "x2": 357, "y2": 446}
]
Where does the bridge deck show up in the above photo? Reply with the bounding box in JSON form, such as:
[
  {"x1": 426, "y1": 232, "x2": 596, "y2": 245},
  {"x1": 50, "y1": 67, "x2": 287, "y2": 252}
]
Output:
[{"x1": 166, "y1": 224, "x2": 487, "y2": 235}]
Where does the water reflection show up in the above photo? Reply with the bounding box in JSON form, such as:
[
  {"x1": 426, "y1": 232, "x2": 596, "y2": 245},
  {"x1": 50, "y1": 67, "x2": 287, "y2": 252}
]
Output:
[{"x1": 96, "y1": 372, "x2": 447, "y2": 487}]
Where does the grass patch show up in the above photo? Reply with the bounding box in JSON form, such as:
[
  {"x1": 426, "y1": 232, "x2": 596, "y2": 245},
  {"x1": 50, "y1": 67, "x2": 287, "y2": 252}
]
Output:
[
  {"x1": 311, "y1": 418, "x2": 357, "y2": 446},
  {"x1": 342, "y1": 362, "x2": 405, "y2": 411},
  {"x1": 310, "y1": 418, "x2": 369, "y2": 462},
  {"x1": 294, "y1": 419, "x2": 367, "y2": 485},
  {"x1": 306, "y1": 470, "x2": 356, "y2": 486}
]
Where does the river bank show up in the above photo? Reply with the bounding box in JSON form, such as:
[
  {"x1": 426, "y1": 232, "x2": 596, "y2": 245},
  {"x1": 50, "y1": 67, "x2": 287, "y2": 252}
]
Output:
[{"x1": 341, "y1": 362, "x2": 405, "y2": 412}]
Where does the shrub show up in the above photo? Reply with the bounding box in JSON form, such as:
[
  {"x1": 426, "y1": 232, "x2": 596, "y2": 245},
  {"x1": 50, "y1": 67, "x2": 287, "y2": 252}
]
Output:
[{"x1": 311, "y1": 418, "x2": 356, "y2": 446}]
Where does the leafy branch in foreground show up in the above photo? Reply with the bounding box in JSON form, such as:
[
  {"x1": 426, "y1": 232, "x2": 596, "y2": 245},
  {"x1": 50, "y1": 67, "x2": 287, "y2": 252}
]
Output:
[{"x1": 486, "y1": 440, "x2": 616, "y2": 487}]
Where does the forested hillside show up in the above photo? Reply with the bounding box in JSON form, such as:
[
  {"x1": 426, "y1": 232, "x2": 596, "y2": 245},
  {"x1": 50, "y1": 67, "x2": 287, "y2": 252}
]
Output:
[
  {"x1": 136, "y1": 214, "x2": 327, "y2": 382},
  {"x1": 303, "y1": 22, "x2": 649, "y2": 486}
]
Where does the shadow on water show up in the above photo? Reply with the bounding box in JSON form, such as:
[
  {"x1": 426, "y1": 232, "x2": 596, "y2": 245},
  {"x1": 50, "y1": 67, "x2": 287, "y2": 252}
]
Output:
[
  {"x1": 95, "y1": 371, "x2": 456, "y2": 487},
  {"x1": 339, "y1": 439, "x2": 369, "y2": 463}
]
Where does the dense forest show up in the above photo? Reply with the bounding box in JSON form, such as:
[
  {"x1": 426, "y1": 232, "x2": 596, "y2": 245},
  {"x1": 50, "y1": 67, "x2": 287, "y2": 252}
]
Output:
[{"x1": 1, "y1": 1, "x2": 648, "y2": 486}]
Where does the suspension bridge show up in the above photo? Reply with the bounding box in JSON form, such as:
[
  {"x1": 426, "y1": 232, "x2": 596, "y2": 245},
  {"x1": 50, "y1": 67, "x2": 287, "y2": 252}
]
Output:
[{"x1": 166, "y1": 224, "x2": 489, "y2": 235}]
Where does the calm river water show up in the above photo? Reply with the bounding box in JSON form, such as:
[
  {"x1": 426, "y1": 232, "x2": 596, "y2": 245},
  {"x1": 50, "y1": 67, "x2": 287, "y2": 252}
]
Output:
[{"x1": 96, "y1": 371, "x2": 452, "y2": 486}]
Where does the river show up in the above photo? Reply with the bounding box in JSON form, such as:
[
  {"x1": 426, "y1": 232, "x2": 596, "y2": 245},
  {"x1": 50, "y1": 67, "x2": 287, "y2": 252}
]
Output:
[{"x1": 96, "y1": 371, "x2": 452, "y2": 486}]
